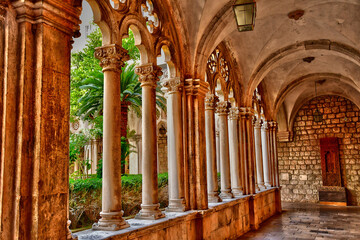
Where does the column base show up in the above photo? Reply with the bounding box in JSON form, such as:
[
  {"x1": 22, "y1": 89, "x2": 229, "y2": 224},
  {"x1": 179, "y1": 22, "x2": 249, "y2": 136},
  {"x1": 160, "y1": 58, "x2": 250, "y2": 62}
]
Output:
[
  {"x1": 166, "y1": 199, "x2": 186, "y2": 212},
  {"x1": 265, "y1": 183, "x2": 272, "y2": 188},
  {"x1": 220, "y1": 190, "x2": 234, "y2": 199},
  {"x1": 208, "y1": 192, "x2": 222, "y2": 203},
  {"x1": 92, "y1": 211, "x2": 130, "y2": 231},
  {"x1": 258, "y1": 183, "x2": 266, "y2": 190},
  {"x1": 67, "y1": 220, "x2": 78, "y2": 240},
  {"x1": 231, "y1": 188, "x2": 243, "y2": 197},
  {"x1": 255, "y1": 184, "x2": 261, "y2": 192},
  {"x1": 135, "y1": 203, "x2": 165, "y2": 220}
]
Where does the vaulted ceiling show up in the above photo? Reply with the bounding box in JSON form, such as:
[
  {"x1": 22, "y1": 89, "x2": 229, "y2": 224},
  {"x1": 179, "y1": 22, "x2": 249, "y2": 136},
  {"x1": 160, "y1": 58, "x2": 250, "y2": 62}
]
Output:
[{"x1": 170, "y1": 0, "x2": 360, "y2": 130}]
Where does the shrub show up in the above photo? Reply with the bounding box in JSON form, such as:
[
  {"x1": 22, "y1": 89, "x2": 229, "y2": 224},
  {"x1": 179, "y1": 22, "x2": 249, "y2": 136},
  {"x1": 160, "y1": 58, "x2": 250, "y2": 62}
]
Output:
[{"x1": 69, "y1": 173, "x2": 169, "y2": 229}]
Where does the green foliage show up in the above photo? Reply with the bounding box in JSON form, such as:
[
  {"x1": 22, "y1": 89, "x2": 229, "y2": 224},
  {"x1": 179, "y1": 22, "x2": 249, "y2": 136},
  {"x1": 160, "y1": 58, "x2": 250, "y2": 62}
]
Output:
[
  {"x1": 69, "y1": 177, "x2": 102, "y2": 193},
  {"x1": 69, "y1": 133, "x2": 90, "y2": 164},
  {"x1": 70, "y1": 173, "x2": 168, "y2": 194},
  {"x1": 122, "y1": 30, "x2": 140, "y2": 61},
  {"x1": 121, "y1": 63, "x2": 142, "y2": 117},
  {"x1": 96, "y1": 159, "x2": 102, "y2": 179},
  {"x1": 70, "y1": 27, "x2": 102, "y2": 122},
  {"x1": 95, "y1": 135, "x2": 135, "y2": 179},
  {"x1": 158, "y1": 173, "x2": 169, "y2": 188},
  {"x1": 69, "y1": 173, "x2": 169, "y2": 229}
]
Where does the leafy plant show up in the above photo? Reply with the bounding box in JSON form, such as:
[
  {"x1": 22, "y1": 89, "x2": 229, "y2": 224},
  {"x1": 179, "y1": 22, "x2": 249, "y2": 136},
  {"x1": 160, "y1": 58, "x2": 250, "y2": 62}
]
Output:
[{"x1": 70, "y1": 133, "x2": 91, "y2": 178}]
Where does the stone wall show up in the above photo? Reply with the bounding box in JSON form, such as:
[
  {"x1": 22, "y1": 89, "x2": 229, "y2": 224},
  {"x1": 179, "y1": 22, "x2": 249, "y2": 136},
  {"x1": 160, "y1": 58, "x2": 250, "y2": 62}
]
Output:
[
  {"x1": 158, "y1": 135, "x2": 168, "y2": 173},
  {"x1": 278, "y1": 95, "x2": 360, "y2": 205},
  {"x1": 75, "y1": 188, "x2": 281, "y2": 240}
]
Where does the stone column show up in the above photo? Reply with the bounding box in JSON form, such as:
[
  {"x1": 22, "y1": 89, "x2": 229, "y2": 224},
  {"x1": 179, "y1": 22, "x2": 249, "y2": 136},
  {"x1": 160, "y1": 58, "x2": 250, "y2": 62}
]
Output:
[
  {"x1": 254, "y1": 119, "x2": 265, "y2": 190},
  {"x1": 239, "y1": 108, "x2": 256, "y2": 195},
  {"x1": 93, "y1": 44, "x2": 130, "y2": 230},
  {"x1": 184, "y1": 79, "x2": 209, "y2": 210},
  {"x1": 216, "y1": 101, "x2": 234, "y2": 199},
  {"x1": 261, "y1": 121, "x2": 271, "y2": 188},
  {"x1": 134, "y1": 134, "x2": 142, "y2": 174},
  {"x1": 268, "y1": 121, "x2": 276, "y2": 187},
  {"x1": 162, "y1": 77, "x2": 186, "y2": 211},
  {"x1": 267, "y1": 124, "x2": 274, "y2": 187},
  {"x1": 135, "y1": 63, "x2": 165, "y2": 219},
  {"x1": 205, "y1": 94, "x2": 221, "y2": 203},
  {"x1": 0, "y1": 2, "x2": 82, "y2": 239},
  {"x1": 270, "y1": 121, "x2": 280, "y2": 187},
  {"x1": 216, "y1": 130, "x2": 220, "y2": 173},
  {"x1": 238, "y1": 111, "x2": 247, "y2": 195},
  {"x1": 229, "y1": 107, "x2": 243, "y2": 196}
]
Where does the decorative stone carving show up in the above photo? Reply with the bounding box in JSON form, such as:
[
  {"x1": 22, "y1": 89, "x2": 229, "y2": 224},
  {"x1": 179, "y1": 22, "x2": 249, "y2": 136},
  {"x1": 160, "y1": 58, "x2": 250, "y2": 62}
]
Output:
[
  {"x1": 262, "y1": 121, "x2": 268, "y2": 130},
  {"x1": 207, "y1": 50, "x2": 218, "y2": 74},
  {"x1": 268, "y1": 121, "x2": 278, "y2": 130},
  {"x1": 141, "y1": 0, "x2": 160, "y2": 33},
  {"x1": 94, "y1": 44, "x2": 129, "y2": 71},
  {"x1": 135, "y1": 63, "x2": 163, "y2": 88},
  {"x1": 206, "y1": 48, "x2": 231, "y2": 89},
  {"x1": 0, "y1": 4, "x2": 6, "y2": 20},
  {"x1": 184, "y1": 79, "x2": 209, "y2": 97},
  {"x1": 219, "y1": 58, "x2": 229, "y2": 82},
  {"x1": 216, "y1": 101, "x2": 231, "y2": 115},
  {"x1": 205, "y1": 94, "x2": 219, "y2": 110},
  {"x1": 229, "y1": 107, "x2": 239, "y2": 120},
  {"x1": 162, "y1": 77, "x2": 182, "y2": 94},
  {"x1": 239, "y1": 107, "x2": 255, "y2": 118},
  {"x1": 253, "y1": 118, "x2": 263, "y2": 129}
]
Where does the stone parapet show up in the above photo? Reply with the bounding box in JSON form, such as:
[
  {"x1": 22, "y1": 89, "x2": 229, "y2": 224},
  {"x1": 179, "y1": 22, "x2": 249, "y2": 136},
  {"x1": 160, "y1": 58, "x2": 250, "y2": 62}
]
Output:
[{"x1": 75, "y1": 188, "x2": 280, "y2": 240}]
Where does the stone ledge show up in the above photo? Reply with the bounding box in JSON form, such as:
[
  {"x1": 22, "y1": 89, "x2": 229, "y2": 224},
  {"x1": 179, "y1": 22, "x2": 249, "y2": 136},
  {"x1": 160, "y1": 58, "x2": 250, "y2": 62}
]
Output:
[{"x1": 75, "y1": 188, "x2": 280, "y2": 240}]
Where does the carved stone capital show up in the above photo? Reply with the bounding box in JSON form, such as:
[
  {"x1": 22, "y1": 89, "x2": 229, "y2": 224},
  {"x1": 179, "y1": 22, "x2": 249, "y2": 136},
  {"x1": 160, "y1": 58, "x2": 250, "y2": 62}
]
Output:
[
  {"x1": 216, "y1": 101, "x2": 231, "y2": 115},
  {"x1": 239, "y1": 107, "x2": 255, "y2": 119},
  {"x1": 268, "y1": 120, "x2": 278, "y2": 130},
  {"x1": 253, "y1": 119, "x2": 263, "y2": 129},
  {"x1": 261, "y1": 121, "x2": 269, "y2": 131},
  {"x1": 135, "y1": 63, "x2": 163, "y2": 88},
  {"x1": 162, "y1": 77, "x2": 182, "y2": 94},
  {"x1": 205, "y1": 94, "x2": 219, "y2": 110},
  {"x1": 0, "y1": 3, "x2": 6, "y2": 20},
  {"x1": 229, "y1": 107, "x2": 240, "y2": 120},
  {"x1": 94, "y1": 44, "x2": 129, "y2": 72},
  {"x1": 184, "y1": 79, "x2": 209, "y2": 97}
]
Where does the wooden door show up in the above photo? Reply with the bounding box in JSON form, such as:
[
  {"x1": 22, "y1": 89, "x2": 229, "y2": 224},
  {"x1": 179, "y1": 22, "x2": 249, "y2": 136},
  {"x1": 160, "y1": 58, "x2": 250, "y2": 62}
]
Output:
[{"x1": 320, "y1": 138, "x2": 341, "y2": 186}]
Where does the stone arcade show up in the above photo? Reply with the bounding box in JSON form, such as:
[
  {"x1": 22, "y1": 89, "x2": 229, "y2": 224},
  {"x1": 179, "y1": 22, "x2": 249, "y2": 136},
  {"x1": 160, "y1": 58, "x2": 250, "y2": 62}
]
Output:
[{"x1": 1, "y1": 0, "x2": 360, "y2": 239}]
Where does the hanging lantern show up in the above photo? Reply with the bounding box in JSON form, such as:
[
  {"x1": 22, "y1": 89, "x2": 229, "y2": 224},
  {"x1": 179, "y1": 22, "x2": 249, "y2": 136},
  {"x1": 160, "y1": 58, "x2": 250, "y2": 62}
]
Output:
[{"x1": 233, "y1": 0, "x2": 257, "y2": 32}]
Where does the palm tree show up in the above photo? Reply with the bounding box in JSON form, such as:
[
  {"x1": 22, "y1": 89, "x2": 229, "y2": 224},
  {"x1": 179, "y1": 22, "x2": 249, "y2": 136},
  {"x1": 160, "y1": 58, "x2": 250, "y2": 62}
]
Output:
[{"x1": 77, "y1": 62, "x2": 167, "y2": 138}]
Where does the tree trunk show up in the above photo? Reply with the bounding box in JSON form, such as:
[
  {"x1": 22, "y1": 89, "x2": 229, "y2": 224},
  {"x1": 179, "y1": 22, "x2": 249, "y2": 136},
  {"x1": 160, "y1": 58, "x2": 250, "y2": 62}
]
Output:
[{"x1": 121, "y1": 101, "x2": 130, "y2": 173}]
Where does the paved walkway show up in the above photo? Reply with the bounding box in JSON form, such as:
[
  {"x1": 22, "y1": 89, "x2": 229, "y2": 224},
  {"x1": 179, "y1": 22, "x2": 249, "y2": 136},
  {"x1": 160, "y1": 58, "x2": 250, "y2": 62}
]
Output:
[{"x1": 240, "y1": 203, "x2": 360, "y2": 240}]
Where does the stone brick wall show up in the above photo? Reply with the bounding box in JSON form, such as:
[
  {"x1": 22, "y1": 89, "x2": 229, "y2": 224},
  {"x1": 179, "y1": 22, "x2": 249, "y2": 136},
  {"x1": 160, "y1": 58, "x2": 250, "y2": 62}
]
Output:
[
  {"x1": 158, "y1": 135, "x2": 168, "y2": 173},
  {"x1": 278, "y1": 95, "x2": 360, "y2": 205}
]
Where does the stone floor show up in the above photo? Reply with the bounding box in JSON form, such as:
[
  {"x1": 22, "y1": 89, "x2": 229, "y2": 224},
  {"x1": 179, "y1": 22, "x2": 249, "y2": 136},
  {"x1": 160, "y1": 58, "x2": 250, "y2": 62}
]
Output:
[{"x1": 240, "y1": 202, "x2": 360, "y2": 240}]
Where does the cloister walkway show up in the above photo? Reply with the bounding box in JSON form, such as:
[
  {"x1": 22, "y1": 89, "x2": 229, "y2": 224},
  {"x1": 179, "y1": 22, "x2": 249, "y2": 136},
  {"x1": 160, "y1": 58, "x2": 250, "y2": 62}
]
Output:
[{"x1": 240, "y1": 203, "x2": 360, "y2": 240}]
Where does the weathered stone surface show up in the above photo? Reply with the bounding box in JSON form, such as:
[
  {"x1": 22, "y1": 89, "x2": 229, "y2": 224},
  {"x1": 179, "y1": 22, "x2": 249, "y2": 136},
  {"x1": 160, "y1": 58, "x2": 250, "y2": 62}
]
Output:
[
  {"x1": 278, "y1": 96, "x2": 360, "y2": 205},
  {"x1": 75, "y1": 189, "x2": 279, "y2": 240}
]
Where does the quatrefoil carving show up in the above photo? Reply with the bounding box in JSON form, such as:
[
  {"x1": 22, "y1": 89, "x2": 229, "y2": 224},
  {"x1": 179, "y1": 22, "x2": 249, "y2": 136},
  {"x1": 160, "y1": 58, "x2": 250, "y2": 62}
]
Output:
[{"x1": 141, "y1": 0, "x2": 160, "y2": 33}]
